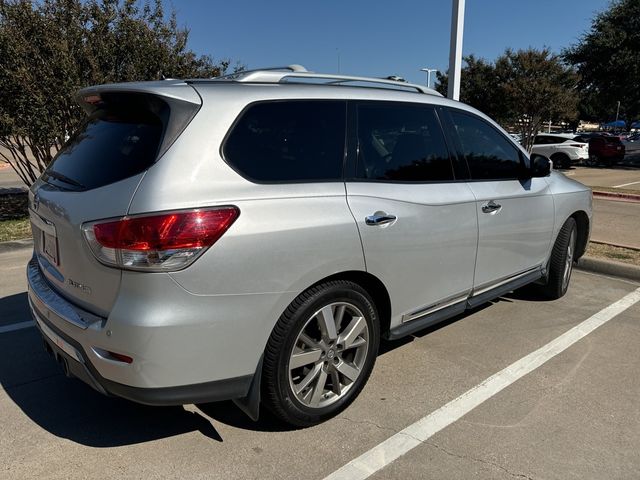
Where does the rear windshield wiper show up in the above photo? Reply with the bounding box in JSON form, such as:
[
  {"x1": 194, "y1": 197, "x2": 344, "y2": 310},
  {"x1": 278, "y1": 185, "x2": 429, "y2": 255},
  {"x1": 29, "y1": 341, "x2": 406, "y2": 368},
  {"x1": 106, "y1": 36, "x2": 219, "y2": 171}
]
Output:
[{"x1": 44, "y1": 170, "x2": 86, "y2": 190}]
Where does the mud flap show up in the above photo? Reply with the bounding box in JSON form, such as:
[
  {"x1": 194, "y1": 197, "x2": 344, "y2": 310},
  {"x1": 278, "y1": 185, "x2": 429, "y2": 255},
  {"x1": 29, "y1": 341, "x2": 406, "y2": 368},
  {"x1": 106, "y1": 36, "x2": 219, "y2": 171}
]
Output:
[{"x1": 232, "y1": 356, "x2": 263, "y2": 421}]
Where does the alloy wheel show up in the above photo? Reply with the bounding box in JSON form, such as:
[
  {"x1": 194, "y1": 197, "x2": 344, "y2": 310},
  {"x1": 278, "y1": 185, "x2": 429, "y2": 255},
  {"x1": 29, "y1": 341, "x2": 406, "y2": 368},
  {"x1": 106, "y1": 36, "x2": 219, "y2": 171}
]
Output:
[
  {"x1": 562, "y1": 228, "x2": 576, "y2": 290},
  {"x1": 288, "y1": 302, "x2": 369, "y2": 409}
]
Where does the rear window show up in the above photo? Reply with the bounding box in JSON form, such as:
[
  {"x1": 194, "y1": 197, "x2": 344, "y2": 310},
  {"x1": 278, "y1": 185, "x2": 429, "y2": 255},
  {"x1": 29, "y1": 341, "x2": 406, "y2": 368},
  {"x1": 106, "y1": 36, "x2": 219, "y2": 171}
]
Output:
[
  {"x1": 223, "y1": 101, "x2": 346, "y2": 183},
  {"x1": 44, "y1": 98, "x2": 166, "y2": 191}
]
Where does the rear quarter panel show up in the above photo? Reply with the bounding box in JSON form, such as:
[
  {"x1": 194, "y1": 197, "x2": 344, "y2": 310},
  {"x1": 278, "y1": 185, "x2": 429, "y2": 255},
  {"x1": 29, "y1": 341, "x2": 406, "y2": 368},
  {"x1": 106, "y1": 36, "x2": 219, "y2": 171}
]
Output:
[{"x1": 545, "y1": 171, "x2": 593, "y2": 253}]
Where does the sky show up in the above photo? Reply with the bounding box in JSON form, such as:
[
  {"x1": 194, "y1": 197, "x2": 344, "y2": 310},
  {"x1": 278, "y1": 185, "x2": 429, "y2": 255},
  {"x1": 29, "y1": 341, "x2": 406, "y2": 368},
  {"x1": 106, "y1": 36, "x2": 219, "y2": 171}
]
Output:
[{"x1": 167, "y1": 0, "x2": 610, "y2": 85}]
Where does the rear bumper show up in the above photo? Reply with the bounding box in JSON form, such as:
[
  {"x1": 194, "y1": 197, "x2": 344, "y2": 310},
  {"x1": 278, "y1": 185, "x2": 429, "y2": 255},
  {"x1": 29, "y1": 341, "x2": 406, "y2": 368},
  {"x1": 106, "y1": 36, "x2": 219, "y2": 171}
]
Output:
[
  {"x1": 26, "y1": 254, "x2": 277, "y2": 405},
  {"x1": 34, "y1": 310, "x2": 252, "y2": 405}
]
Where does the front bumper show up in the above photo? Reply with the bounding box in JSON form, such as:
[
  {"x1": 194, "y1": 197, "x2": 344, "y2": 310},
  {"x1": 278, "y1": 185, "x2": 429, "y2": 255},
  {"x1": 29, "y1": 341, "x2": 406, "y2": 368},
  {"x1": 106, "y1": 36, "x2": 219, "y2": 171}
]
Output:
[{"x1": 27, "y1": 255, "x2": 258, "y2": 405}]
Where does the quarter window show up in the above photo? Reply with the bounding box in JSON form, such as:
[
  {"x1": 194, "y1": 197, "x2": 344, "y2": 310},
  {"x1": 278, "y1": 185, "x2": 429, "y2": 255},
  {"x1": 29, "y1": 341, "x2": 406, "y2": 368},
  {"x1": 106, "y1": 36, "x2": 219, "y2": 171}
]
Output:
[
  {"x1": 449, "y1": 110, "x2": 523, "y2": 180},
  {"x1": 355, "y1": 103, "x2": 453, "y2": 181},
  {"x1": 223, "y1": 101, "x2": 346, "y2": 182}
]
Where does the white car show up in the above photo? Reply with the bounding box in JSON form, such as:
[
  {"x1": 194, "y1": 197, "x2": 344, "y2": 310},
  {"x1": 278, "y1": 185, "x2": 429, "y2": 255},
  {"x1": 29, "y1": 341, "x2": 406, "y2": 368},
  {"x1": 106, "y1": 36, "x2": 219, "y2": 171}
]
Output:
[{"x1": 531, "y1": 134, "x2": 589, "y2": 169}]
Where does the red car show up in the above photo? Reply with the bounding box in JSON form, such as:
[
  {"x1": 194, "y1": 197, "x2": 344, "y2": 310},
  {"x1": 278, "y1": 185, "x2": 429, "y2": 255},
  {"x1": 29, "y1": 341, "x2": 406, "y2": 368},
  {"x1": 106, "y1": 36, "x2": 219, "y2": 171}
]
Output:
[{"x1": 575, "y1": 134, "x2": 626, "y2": 167}]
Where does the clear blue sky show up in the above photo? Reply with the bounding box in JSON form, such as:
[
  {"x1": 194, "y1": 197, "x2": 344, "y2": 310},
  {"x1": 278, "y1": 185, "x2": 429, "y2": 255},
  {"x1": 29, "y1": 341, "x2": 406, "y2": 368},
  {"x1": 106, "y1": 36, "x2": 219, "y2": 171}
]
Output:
[{"x1": 168, "y1": 0, "x2": 610, "y2": 85}]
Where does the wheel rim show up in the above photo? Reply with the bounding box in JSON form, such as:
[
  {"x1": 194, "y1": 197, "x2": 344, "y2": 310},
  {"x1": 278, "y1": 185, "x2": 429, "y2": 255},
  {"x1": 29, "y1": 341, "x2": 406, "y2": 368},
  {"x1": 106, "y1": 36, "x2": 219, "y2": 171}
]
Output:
[
  {"x1": 562, "y1": 229, "x2": 576, "y2": 290},
  {"x1": 288, "y1": 302, "x2": 369, "y2": 409}
]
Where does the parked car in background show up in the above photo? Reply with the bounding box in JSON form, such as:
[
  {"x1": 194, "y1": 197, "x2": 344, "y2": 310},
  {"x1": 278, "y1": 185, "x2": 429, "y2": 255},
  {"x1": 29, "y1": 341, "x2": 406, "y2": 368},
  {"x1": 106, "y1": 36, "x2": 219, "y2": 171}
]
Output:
[
  {"x1": 622, "y1": 132, "x2": 640, "y2": 156},
  {"x1": 580, "y1": 135, "x2": 626, "y2": 166},
  {"x1": 531, "y1": 134, "x2": 588, "y2": 169},
  {"x1": 27, "y1": 66, "x2": 592, "y2": 426}
]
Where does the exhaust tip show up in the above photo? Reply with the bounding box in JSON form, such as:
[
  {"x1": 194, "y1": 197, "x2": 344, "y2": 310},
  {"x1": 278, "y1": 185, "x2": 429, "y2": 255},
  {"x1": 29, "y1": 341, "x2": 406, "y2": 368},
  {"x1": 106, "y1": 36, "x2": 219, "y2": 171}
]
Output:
[
  {"x1": 55, "y1": 354, "x2": 71, "y2": 378},
  {"x1": 43, "y1": 340, "x2": 53, "y2": 357}
]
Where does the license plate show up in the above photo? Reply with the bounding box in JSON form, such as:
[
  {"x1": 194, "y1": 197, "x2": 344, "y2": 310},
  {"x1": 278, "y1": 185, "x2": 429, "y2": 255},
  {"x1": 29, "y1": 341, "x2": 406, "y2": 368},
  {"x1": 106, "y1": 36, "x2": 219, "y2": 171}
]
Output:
[{"x1": 43, "y1": 231, "x2": 59, "y2": 265}]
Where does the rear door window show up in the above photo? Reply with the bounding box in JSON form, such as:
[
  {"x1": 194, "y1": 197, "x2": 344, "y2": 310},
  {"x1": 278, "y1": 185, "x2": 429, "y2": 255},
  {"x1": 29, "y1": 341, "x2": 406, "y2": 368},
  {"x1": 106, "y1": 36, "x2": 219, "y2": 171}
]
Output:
[
  {"x1": 355, "y1": 103, "x2": 454, "y2": 182},
  {"x1": 45, "y1": 108, "x2": 164, "y2": 191},
  {"x1": 223, "y1": 101, "x2": 346, "y2": 182},
  {"x1": 447, "y1": 109, "x2": 523, "y2": 180}
]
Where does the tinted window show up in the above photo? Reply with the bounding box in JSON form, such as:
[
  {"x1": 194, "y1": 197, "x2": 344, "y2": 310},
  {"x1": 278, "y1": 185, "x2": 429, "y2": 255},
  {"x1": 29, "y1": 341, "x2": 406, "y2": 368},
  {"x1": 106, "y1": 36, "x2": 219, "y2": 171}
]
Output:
[
  {"x1": 45, "y1": 110, "x2": 163, "y2": 191},
  {"x1": 224, "y1": 101, "x2": 346, "y2": 182},
  {"x1": 449, "y1": 110, "x2": 522, "y2": 180},
  {"x1": 534, "y1": 135, "x2": 561, "y2": 145},
  {"x1": 356, "y1": 104, "x2": 453, "y2": 181}
]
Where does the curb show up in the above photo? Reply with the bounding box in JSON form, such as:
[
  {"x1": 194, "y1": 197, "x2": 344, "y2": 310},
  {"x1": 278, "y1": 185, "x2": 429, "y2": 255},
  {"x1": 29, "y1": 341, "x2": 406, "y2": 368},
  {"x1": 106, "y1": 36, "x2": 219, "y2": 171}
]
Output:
[
  {"x1": 576, "y1": 256, "x2": 640, "y2": 282},
  {"x1": 590, "y1": 239, "x2": 640, "y2": 252},
  {"x1": 0, "y1": 238, "x2": 33, "y2": 253},
  {"x1": 592, "y1": 190, "x2": 640, "y2": 202}
]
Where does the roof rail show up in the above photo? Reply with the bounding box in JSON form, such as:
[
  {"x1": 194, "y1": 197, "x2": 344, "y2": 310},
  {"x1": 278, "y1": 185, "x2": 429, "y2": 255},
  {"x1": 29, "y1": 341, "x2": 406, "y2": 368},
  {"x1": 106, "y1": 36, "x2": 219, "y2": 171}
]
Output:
[{"x1": 212, "y1": 65, "x2": 442, "y2": 96}]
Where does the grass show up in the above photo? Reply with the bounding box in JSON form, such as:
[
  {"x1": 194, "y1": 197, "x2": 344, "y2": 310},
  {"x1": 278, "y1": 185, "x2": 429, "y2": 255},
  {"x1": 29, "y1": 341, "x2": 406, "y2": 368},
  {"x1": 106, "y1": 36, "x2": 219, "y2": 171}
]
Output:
[
  {"x1": 590, "y1": 185, "x2": 640, "y2": 195},
  {"x1": 587, "y1": 242, "x2": 640, "y2": 266},
  {"x1": 0, "y1": 217, "x2": 31, "y2": 242}
]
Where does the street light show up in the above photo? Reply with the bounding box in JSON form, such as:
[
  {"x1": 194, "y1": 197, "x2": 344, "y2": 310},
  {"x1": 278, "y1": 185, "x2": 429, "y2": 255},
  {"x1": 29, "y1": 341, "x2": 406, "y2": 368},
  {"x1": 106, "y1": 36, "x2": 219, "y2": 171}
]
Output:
[
  {"x1": 420, "y1": 68, "x2": 438, "y2": 89},
  {"x1": 447, "y1": 0, "x2": 466, "y2": 100}
]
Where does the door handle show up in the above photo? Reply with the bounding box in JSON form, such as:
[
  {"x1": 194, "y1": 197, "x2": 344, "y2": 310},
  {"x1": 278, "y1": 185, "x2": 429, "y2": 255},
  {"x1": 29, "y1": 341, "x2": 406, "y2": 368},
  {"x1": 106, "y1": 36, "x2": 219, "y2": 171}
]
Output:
[
  {"x1": 481, "y1": 200, "x2": 502, "y2": 214},
  {"x1": 365, "y1": 213, "x2": 397, "y2": 226}
]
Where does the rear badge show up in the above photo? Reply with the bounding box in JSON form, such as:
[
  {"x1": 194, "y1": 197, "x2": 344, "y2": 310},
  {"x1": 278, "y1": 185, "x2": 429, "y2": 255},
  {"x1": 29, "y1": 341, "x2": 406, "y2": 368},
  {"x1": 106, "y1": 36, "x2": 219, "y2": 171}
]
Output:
[{"x1": 68, "y1": 278, "x2": 92, "y2": 295}]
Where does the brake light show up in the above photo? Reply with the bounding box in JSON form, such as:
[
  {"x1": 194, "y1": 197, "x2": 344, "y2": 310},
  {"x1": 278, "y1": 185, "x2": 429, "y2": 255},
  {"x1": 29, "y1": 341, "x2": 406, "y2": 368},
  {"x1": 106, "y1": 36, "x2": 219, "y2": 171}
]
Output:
[
  {"x1": 83, "y1": 207, "x2": 239, "y2": 271},
  {"x1": 570, "y1": 144, "x2": 585, "y2": 148}
]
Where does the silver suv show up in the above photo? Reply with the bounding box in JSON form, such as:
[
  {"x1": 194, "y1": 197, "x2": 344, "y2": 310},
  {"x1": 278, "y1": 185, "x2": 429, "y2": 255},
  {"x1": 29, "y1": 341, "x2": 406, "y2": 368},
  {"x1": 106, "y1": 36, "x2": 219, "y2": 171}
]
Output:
[{"x1": 27, "y1": 66, "x2": 592, "y2": 426}]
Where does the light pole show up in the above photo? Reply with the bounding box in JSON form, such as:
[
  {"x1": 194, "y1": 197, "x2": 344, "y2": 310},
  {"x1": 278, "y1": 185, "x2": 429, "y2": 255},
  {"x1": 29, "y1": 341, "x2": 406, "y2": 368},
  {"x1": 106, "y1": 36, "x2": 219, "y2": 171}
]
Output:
[
  {"x1": 420, "y1": 68, "x2": 438, "y2": 89},
  {"x1": 447, "y1": 0, "x2": 466, "y2": 100}
]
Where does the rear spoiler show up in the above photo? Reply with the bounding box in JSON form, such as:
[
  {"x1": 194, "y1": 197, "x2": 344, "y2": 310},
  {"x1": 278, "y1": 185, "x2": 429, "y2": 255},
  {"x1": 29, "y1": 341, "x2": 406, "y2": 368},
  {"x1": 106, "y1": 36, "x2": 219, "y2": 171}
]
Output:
[{"x1": 76, "y1": 81, "x2": 202, "y2": 160}]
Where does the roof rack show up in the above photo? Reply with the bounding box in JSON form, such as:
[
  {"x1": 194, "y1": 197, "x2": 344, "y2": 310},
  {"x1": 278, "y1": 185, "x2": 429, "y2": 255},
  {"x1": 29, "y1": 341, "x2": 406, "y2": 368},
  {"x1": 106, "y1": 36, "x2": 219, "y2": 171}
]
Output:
[{"x1": 213, "y1": 65, "x2": 442, "y2": 96}]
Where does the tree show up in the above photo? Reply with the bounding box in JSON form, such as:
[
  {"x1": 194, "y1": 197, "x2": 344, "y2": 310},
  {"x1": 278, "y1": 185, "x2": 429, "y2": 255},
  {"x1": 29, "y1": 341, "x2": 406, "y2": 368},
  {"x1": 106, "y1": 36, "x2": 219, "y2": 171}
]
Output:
[
  {"x1": 435, "y1": 48, "x2": 578, "y2": 152},
  {"x1": 434, "y1": 54, "x2": 502, "y2": 118},
  {"x1": 564, "y1": 0, "x2": 640, "y2": 130},
  {"x1": 0, "y1": 0, "x2": 237, "y2": 186}
]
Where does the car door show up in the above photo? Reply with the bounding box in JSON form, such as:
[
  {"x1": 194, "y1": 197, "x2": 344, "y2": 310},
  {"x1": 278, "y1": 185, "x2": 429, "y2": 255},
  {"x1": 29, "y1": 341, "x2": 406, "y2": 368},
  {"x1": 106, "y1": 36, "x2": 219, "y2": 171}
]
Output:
[
  {"x1": 532, "y1": 135, "x2": 556, "y2": 158},
  {"x1": 442, "y1": 108, "x2": 555, "y2": 298},
  {"x1": 345, "y1": 102, "x2": 478, "y2": 334}
]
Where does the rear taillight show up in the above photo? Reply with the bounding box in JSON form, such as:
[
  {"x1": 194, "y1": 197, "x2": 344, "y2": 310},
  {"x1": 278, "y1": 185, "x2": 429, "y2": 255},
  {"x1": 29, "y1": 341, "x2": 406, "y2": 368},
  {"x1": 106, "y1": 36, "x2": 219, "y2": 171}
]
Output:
[
  {"x1": 82, "y1": 207, "x2": 239, "y2": 271},
  {"x1": 570, "y1": 144, "x2": 585, "y2": 148}
]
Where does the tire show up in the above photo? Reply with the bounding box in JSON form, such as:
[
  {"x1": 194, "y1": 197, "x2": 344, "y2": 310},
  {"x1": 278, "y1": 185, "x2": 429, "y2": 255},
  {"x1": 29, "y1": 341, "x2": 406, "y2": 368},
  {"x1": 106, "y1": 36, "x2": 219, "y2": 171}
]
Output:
[
  {"x1": 262, "y1": 280, "x2": 380, "y2": 427},
  {"x1": 585, "y1": 154, "x2": 598, "y2": 167},
  {"x1": 551, "y1": 153, "x2": 571, "y2": 170},
  {"x1": 539, "y1": 218, "x2": 577, "y2": 300}
]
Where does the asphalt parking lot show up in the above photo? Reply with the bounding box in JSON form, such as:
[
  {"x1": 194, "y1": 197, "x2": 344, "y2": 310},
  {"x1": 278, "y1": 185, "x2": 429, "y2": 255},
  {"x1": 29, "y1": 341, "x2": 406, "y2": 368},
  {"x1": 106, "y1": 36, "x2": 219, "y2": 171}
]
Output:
[
  {"x1": 564, "y1": 163, "x2": 640, "y2": 190},
  {"x1": 2, "y1": 246, "x2": 640, "y2": 479}
]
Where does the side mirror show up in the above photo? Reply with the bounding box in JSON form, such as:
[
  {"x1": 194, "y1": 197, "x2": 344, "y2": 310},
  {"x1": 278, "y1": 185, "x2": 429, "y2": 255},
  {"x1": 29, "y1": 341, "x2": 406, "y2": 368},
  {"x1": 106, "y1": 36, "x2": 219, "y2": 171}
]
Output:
[{"x1": 530, "y1": 153, "x2": 551, "y2": 177}]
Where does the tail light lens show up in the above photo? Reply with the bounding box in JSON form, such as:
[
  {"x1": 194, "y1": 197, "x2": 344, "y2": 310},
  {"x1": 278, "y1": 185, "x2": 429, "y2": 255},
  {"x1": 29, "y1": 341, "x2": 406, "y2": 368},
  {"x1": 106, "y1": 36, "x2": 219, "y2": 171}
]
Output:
[{"x1": 82, "y1": 207, "x2": 239, "y2": 271}]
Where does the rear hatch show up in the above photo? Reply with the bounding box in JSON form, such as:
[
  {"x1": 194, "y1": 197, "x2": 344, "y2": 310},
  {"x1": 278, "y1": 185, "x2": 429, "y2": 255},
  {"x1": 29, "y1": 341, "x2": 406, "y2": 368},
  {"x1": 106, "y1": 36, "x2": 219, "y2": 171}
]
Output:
[
  {"x1": 603, "y1": 136, "x2": 625, "y2": 153},
  {"x1": 29, "y1": 83, "x2": 201, "y2": 316}
]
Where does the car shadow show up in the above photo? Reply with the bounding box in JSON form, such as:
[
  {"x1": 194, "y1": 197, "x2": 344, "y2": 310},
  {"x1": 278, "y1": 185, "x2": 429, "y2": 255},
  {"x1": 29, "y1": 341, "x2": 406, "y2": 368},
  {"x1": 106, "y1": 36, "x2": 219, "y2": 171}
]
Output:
[
  {"x1": 0, "y1": 293, "x2": 253, "y2": 445},
  {"x1": 0, "y1": 284, "x2": 550, "y2": 442},
  {"x1": 0, "y1": 292, "x2": 30, "y2": 326}
]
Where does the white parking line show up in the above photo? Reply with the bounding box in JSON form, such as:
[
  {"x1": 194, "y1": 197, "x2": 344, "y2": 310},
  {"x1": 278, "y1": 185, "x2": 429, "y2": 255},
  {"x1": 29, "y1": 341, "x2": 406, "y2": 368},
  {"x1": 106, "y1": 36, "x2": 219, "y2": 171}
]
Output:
[
  {"x1": 613, "y1": 180, "x2": 640, "y2": 188},
  {"x1": 324, "y1": 287, "x2": 640, "y2": 480},
  {"x1": 0, "y1": 320, "x2": 34, "y2": 334}
]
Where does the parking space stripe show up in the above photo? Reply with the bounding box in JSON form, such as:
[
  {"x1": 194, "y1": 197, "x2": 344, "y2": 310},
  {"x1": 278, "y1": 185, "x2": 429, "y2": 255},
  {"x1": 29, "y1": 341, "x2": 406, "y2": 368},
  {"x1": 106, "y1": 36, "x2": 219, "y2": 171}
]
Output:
[
  {"x1": 0, "y1": 321, "x2": 34, "y2": 334},
  {"x1": 324, "y1": 287, "x2": 640, "y2": 480},
  {"x1": 613, "y1": 180, "x2": 640, "y2": 188}
]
